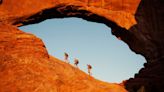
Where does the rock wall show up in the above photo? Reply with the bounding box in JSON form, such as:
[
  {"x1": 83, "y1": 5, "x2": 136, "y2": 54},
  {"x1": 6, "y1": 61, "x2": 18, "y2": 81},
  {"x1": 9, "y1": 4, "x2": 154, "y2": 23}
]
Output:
[
  {"x1": 0, "y1": 23, "x2": 49, "y2": 58},
  {"x1": 0, "y1": 0, "x2": 163, "y2": 92},
  {"x1": 124, "y1": 0, "x2": 164, "y2": 92}
]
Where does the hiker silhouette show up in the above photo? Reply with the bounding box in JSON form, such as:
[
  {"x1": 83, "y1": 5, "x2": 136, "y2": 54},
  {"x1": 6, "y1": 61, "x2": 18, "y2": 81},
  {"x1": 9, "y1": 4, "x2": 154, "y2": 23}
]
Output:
[
  {"x1": 87, "y1": 64, "x2": 92, "y2": 76},
  {"x1": 64, "y1": 52, "x2": 69, "y2": 63},
  {"x1": 74, "y1": 58, "x2": 79, "y2": 68}
]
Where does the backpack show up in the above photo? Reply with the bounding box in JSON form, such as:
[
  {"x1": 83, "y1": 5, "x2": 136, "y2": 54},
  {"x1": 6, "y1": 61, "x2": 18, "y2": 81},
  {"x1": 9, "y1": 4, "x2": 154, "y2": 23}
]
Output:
[
  {"x1": 88, "y1": 65, "x2": 92, "y2": 69},
  {"x1": 74, "y1": 59, "x2": 79, "y2": 64},
  {"x1": 64, "y1": 53, "x2": 68, "y2": 57}
]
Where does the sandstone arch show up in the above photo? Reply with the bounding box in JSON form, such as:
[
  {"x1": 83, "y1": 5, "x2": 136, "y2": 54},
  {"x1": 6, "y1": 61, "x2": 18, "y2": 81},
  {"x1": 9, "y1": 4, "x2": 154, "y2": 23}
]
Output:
[{"x1": 0, "y1": 0, "x2": 163, "y2": 92}]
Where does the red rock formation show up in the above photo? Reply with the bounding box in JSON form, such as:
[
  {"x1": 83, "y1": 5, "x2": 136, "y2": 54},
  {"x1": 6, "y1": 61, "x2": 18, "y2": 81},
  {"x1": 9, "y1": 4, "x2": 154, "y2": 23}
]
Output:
[
  {"x1": 0, "y1": 0, "x2": 164, "y2": 92},
  {"x1": 0, "y1": 23, "x2": 127, "y2": 92},
  {"x1": 124, "y1": 0, "x2": 164, "y2": 92},
  {"x1": 0, "y1": 0, "x2": 140, "y2": 29},
  {"x1": 0, "y1": 23, "x2": 49, "y2": 58}
]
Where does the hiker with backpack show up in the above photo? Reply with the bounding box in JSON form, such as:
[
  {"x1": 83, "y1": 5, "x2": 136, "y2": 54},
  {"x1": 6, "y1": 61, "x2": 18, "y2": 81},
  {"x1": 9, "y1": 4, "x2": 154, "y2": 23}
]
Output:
[
  {"x1": 64, "y1": 52, "x2": 69, "y2": 63},
  {"x1": 74, "y1": 58, "x2": 79, "y2": 68},
  {"x1": 87, "y1": 64, "x2": 92, "y2": 76}
]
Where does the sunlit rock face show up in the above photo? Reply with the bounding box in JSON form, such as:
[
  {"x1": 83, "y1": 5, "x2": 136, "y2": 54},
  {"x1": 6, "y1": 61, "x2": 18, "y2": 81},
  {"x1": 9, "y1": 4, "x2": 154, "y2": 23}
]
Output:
[
  {"x1": 0, "y1": 0, "x2": 140, "y2": 29},
  {"x1": 0, "y1": 0, "x2": 163, "y2": 92},
  {"x1": 0, "y1": 23, "x2": 49, "y2": 58}
]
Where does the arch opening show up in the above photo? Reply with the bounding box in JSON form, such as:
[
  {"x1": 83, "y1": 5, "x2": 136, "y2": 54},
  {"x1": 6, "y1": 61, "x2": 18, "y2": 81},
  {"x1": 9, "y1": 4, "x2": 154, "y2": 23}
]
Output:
[{"x1": 19, "y1": 17, "x2": 146, "y2": 83}]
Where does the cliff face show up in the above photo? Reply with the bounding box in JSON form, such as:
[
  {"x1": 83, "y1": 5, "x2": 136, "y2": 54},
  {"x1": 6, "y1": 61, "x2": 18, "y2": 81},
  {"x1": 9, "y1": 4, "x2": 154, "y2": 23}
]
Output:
[
  {"x1": 124, "y1": 0, "x2": 164, "y2": 92},
  {"x1": 0, "y1": 0, "x2": 164, "y2": 92}
]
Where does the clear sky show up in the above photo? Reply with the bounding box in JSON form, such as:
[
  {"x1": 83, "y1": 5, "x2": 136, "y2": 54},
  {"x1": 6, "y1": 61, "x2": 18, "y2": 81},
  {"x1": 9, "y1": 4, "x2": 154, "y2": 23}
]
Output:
[{"x1": 19, "y1": 17, "x2": 146, "y2": 83}]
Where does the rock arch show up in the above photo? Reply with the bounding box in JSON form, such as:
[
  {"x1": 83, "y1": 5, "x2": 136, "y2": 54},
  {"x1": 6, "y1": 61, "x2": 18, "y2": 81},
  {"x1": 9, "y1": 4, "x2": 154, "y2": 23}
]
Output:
[{"x1": 0, "y1": 0, "x2": 163, "y2": 92}]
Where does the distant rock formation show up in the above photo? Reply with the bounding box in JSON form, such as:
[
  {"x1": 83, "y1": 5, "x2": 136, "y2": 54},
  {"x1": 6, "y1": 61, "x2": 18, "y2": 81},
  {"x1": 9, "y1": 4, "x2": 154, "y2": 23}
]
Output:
[{"x1": 0, "y1": 0, "x2": 163, "y2": 92}]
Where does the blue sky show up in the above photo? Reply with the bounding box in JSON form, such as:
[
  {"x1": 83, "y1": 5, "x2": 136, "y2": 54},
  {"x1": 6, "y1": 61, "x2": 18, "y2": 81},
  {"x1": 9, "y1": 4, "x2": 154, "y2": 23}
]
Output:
[{"x1": 19, "y1": 18, "x2": 146, "y2": 83}]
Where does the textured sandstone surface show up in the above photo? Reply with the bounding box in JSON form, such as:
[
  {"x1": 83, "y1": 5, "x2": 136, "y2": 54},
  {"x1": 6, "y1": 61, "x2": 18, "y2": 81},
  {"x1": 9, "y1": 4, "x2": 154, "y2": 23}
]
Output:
[
  {"x1": 0, "y1": 0, "x2": 140, "y2": 29},
  {"x1": 0, "y1": 0, "x2": 164, "y2": 92},
  {"x1": 0, "y1": 23, "x2": 49, "y2": 58}
]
